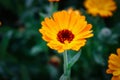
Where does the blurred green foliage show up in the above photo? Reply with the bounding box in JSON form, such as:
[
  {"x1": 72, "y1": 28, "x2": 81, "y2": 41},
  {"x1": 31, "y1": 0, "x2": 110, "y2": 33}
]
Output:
[{"x1": 0, "y1": 0, "x2": 120, "y2": 80}]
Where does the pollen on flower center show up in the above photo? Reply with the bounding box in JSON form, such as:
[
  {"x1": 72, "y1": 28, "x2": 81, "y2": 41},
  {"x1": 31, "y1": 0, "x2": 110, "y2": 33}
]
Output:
[{"x1": 57, "y1": 29, "x2": 74, "y2": 43}]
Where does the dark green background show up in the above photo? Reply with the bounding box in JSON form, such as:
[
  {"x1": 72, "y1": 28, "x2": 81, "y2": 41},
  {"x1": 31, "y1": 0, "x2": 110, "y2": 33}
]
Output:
[{"x1": 0, "y1": 0, "x2": 120, "y2": 80}]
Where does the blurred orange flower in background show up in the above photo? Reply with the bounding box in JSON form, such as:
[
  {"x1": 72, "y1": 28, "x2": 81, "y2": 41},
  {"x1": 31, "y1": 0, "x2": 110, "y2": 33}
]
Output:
[
  {"x1": 48, "y1": 0, "x2": 60, "y2": 2},
  {"x1": 106, "y1": 48, "x2": 120, "y2": 80},
  {"x1": 84, "y1": 0, "x2": 117, "y2": 17},
  {"x1": 49, "y1": 55, "x2": 61, "y2": 67},
  {"x1": 39, "y1": 9, "x2": 93, "y2": 53},
  {"x1": 0, "y1": 21, "x2": 2, "y2": 26}
]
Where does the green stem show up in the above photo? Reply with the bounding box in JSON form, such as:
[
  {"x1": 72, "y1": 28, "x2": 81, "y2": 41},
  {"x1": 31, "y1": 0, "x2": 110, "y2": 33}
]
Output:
[
  {"x1": 63, "y1": 50, "x2": 68, "y2": 75},
  {"x1": 50, "y1": 2, "x2": 54, "y2": 16},
  {"x1": 63, "y1": 50, "x2": 70, "y2": 80}
]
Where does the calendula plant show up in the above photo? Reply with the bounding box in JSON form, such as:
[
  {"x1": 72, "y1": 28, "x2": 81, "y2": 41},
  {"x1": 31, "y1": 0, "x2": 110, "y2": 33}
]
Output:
[
  {"x1": 39, "y1": 1, "x2": 93, "y2": 79},
  {"x1": 106, "y1": 48, "x2": 120, "y2": 80},
  {"x1": 84, "y1": 0, "x2": 117, "y2": 17}
]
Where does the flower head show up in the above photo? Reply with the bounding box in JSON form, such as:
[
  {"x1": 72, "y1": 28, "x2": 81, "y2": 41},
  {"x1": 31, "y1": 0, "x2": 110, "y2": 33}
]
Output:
[
  {"x1": 39, "y1": 10, "x2": 93, "y2": 53},
  {"x1": 84, "y1": 0, "x2": 117, "y2": 17},
  {"x1": 0, "y1": 21, "x2": 2, "y2": 26},
  {"x1": 48, "y1": 0, "x2": 60, "y2": 2},
  {"x1": 106, "y1": 48, "x2": 120, "y2": 80}
]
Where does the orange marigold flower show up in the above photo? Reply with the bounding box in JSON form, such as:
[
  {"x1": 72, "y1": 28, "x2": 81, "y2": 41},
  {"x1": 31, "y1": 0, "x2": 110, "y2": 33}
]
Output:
[
  {"x1": 49, "y1": 55, "x2": 61, "y2": 67},
  {"x1": 106, "y1": 48, "x2": 120, "y2": 80},
  {"x1": 84, "y1": 0, "x2": 117, "y2": 17},
  {"x1": 48, "y1": 0, "x2": 60, "y2": 2},
  {"x1": 39, "y1": 10, "x2": 93, "y2": 53},
  {"x1": 0, "y1": 21, "x2": 2, "y2": 26}
]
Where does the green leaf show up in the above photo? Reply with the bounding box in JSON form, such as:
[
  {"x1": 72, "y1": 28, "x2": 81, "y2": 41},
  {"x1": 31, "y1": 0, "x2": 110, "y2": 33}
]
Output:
[
  {"x1": 20, "y1": 64, "x2": 30, "y2": 80},
  {"x1": 59, "y1": 74, "x2": 69, "y2": 80},
  {"x1": 68, "y1": 50, "x2": 81, "y2": 69},
  {"x1": 30, "y1": 45, "x2": 42, "y2": 56},
  {"x1": 0, "y1": 30, "x2": 13, "y2": 59}
]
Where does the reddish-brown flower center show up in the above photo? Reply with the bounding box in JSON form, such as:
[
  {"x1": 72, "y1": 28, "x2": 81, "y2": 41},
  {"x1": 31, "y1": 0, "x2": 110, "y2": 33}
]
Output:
[{"x1": 57, "y1": 29, "x2": 74, "y2": 43}]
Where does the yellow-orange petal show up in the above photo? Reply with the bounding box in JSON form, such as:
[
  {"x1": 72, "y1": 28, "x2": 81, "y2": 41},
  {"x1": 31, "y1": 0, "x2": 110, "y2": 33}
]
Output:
[
  {"x1": 117, "y1": 48, "x2": 120, "y2": 56},
  {"x1": 112, "y1": 76, "x2": 120, "y2": 80},
  {"x1": 106, "y1": 48, "x2": 120, "y2": 80}
]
